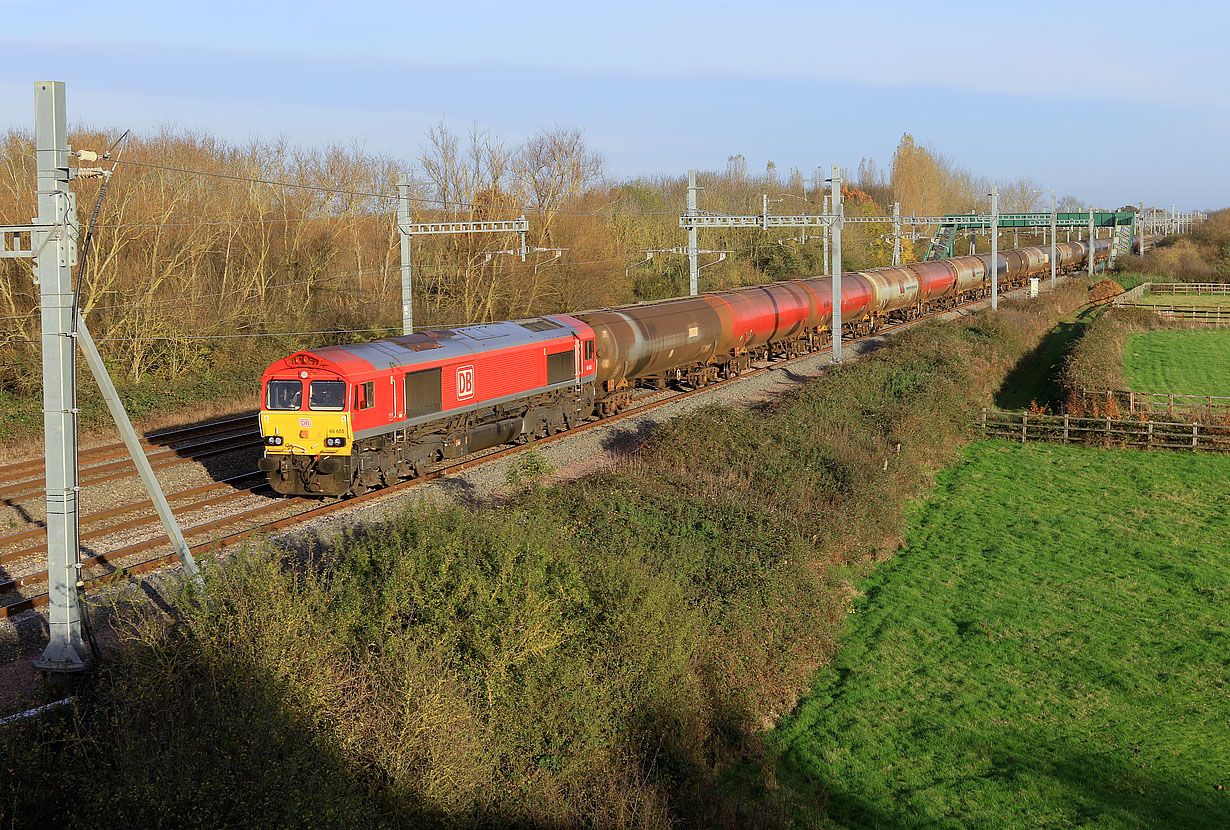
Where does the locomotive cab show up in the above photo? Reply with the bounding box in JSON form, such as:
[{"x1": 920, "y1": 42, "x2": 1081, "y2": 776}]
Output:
[
  {"x1": 258, "y1": 356, "x2": 358, "y2": 495},
  {"x1": 259, "y1": 372, "x2": 353, "y2": 456}
]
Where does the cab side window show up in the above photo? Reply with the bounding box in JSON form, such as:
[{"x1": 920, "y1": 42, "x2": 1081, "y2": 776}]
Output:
[
  {"x1": 584, "y1": 339, "x2": 594, "y2": 361},
  {"x1": 355, "y1": 381, "x2": 375, "y2": 410}
]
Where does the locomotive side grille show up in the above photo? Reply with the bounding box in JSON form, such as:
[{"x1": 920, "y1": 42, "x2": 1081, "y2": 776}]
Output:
[
  {"x1": 405, "y1": 367, "x2": 443, "y2": 419},
  {"x1": 547, "y1": 350, "x2": 575, "y2": 385}
]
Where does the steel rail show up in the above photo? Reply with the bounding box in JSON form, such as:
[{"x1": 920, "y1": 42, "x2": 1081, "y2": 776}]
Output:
[
  {"x1": 0, "y1": 432, "x2": 262, "y2": 503},
  {"x1": 0, "y1": 474, "x2": 268, "y2": 566},
  {"x1": 0, "y1": 414, "x2": 257, "y2": 481},
  {"x1": 0, "y1": 472, "x2": 264, "y2": 549}
]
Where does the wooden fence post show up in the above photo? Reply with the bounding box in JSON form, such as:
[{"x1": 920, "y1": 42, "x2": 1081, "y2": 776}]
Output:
[
  {"x1": 1021, "y1": 412, "x2": 1028, "y2": 443},
  {"x1": 1193, "y1": 423, "x2": 1199, "y2": 448},
  {"x1": 1147, "y1": 420, "x2": 1154, "y2": 449},
  {"x1": 981, "y1": 408, "x2": 987, "y2": 429},
  {"x1": 1063, "y1": 413, "x2": 1069, "y2": 443},
  {"x1": 1169, "y1": 394, "x2": 1175, "y2": 417},
  {"x1": 1129, "y1": 390, "x2": 1135, "y2": 413}
]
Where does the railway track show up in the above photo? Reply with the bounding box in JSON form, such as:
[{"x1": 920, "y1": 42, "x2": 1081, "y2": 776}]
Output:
[
  {"x1": 0, "y1": 276, "x2": 1071, "y2": 619},
  {"x1": 0, "y1": 416, "x2": 261, "y2": 503}
]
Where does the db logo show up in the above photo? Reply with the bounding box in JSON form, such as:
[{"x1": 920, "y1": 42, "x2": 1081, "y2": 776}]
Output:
[
  {"x1": 299, "y1": 418, "x2": 312, "y2": 428},
  {"x1": 456, "y1": 365, "x2": 475, "y2": 400}
]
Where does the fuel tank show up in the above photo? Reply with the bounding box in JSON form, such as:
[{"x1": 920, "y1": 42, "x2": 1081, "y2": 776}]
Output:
[{"x1": 580, "y1": 296, "x2": 732, "y2": 386}]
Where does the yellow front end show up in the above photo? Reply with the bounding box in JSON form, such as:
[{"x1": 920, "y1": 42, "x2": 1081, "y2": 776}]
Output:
[{"x1": 260, "y1": 411, "x2": 352, "y2": 455}]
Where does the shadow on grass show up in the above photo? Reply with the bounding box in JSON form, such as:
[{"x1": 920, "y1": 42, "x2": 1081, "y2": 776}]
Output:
[
  {"x1": 775, "y1": 728, "x2": 1225, "y2": 829},
  {"x1": 994, "y1": 319, "x2": 1088, "y2": 411}
]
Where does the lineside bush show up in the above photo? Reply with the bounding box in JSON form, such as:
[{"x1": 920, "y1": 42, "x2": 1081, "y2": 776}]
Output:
[
  {"x1": 1117, "y1": 207, "x2": 1230, "y2": 282},
  {"x1": 0, "y1": 281, "x2": 1089, "y2": 828},
  {"x1": 1060, "y1": 307, "x2": 1174, "y2": 404}
]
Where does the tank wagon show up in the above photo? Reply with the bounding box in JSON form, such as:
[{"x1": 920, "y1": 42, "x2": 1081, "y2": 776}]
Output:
[{"x1": 259, "y1": 238, "x2": 1118, "y2": 496}]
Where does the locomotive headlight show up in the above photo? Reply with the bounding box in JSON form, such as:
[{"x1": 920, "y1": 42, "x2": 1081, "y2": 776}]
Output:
[
  {"x1": 324, "y1": 437, "x2": 345, "y2": 448},
  {"x1": 266, "y1": 435, "x2": 284, "y2": 446}
]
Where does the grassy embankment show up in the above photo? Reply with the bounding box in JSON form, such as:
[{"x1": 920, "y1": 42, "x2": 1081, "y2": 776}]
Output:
[
  {"x1": 770, "y1": 439, "x2": 1229, "y2": 828},
  {"x1": 0, "y1": 283, "x2": 1091, "y2": 827},
  {"x1": 0, "y1": 365, "x2": 256, "y2": 447},
  {"x1": 993, "y1": 307, "x2": 1094, "y2": 411},
  {"x1": 1061, "y1": 301, "x2": 1230, "y2": 414},
  {"x1": 1109, "y1": 271, "x2": 1148, "y2": 292},
  {"x1": 998, "y1": 270, "x2": 1230, "y2": 413}
]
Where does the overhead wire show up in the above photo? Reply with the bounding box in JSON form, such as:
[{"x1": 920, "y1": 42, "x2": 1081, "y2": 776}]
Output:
[
  {"x1": 77, "y1": 267, "x2": 389, "y2": 313},
  {"x1": 0, "y1": 156, "x2": 817, "y2": 336},
  {"x1": 105, "y1": 157, "x2": 397, "y2": 202}
]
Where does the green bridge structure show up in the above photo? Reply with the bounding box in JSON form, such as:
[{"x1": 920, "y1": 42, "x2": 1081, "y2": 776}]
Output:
[{"x1": 924, "y1": 210, "x2": 1139, "y2": 262}]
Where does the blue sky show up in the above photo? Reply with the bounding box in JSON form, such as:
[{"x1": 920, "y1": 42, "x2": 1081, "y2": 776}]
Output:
[{"x1": 1, "y1": 0, "x2": 1224, "y2": 210}]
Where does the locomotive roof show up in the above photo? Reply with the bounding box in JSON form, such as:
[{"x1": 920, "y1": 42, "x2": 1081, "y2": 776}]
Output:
[{"x1": 272, "y1": 316, "x2": 582, "y2": 376}]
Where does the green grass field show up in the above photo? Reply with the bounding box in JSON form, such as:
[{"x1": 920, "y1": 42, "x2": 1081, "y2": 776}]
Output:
[
  {"x1": 1123, "y1": 329, "x2": 1230, "y2": 394},
  {"x1": 771, "y1": 441, "x2": 1228, "y2": 828},
  {"x1": 1111, "y1": 272, "x2": 1147, "y2": 292}
]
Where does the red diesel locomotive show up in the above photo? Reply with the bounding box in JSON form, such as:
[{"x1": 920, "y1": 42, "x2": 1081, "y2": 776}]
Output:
[{"x1": 258, "y1": 315, "x2": 597, "y2": 495}]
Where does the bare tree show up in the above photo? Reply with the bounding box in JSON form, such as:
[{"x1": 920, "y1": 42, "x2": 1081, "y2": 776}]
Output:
[
  {"x1": 997, "y1": 177, "x2": 1043, "y2": 212},
  {"x1": 515, "y1": 127, "x2": 603, "y2": 247}
]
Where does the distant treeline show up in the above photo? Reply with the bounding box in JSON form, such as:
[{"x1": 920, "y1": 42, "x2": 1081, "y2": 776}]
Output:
[{"x1": 0, "y1": 125, "x2": 1118, "y2": 391}]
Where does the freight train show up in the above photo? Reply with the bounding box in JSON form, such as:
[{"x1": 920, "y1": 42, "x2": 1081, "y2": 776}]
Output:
[{"x1": 257, "y1": 237, "x2": 1115, "y2": 496}]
